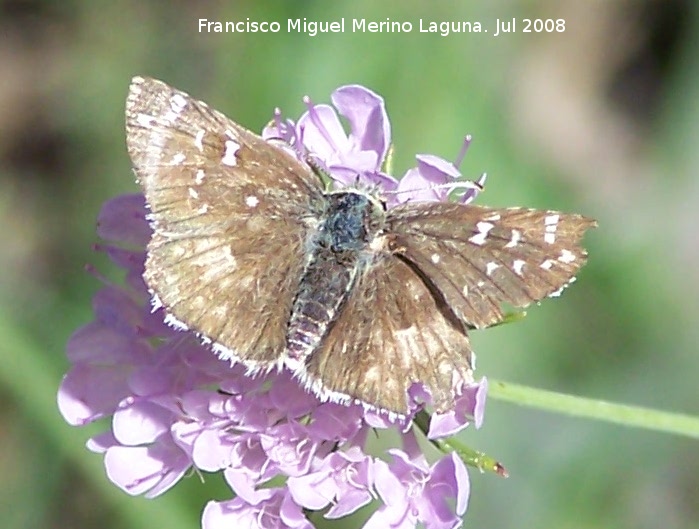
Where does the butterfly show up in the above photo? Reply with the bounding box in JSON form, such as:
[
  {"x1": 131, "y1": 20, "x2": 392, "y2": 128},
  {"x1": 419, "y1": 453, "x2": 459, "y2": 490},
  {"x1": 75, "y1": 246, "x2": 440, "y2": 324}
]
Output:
[{"x1": 125, "y1": 76, "x2": 596, "y2": 415}]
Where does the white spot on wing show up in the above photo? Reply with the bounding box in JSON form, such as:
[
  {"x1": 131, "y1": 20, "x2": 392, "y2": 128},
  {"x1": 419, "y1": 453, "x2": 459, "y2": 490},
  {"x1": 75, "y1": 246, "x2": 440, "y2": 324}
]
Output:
[
  {"x1": 477, "y1": 221, "x2": 495, "y2": 233},
  {"x1": 513, "y1": 259, "x2": 526, "y2": 276},
  {"x1": 136, "y1": 113, "x2": 155, "y2": 127},
  {"x1": 222, "y1": 139, "x2": 240, "y2": 166},
  {"x1": 245, "y1": 195, "x2": 259, "y2": 208},
  {"x1": 195, "y1": 169, "x2": 205, "y2": 184},
  {"x1": 161, "y1": 93, "x2": 189, "y2": 123},
  {"x1": 194, "y1": 129, "x2": 205, "y2": 152},
  {"x1": 544, "y1": 214, "x2": 559, "y2": 245},
  {"x1": 545, "y1": 214, "x2": 560, "y2": 225},
  {"x1": 540, "y1": 259, "x2": 555, "y2": 270},
  {"x1": 170, "y1": 94, "x2": 188, "y2": 111},
  {"x1": 431, "y1": 253, "x2": 440, "y2": 264},
  {"x1": 469, "y1": 221, "x2": 494, "y2": 246},
  {"x1": 188, "y1": 187, "x2": 199, "y2": 199},
  {"x1": 558, "y1": 249, "x2": 576, "y2": 263},
  {"x1": 171, "y1": 152, "x2": 186, "y2": 164},
  {"x1": 485, "y1": 262, "x2": 499, "y2": 276},
  {"x1": 505, "y1": 229, "x2": 521, "y2": 248}
]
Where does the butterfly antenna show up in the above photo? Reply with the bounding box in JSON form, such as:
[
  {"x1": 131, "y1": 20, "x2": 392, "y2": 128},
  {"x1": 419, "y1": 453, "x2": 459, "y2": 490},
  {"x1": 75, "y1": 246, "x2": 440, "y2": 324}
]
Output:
[
  {"x1": 383, "y1": 172, "x2": 487, "y2": 202},
  {"x1": 304, "y1": 154, "x2": 339, "y2": 187}
]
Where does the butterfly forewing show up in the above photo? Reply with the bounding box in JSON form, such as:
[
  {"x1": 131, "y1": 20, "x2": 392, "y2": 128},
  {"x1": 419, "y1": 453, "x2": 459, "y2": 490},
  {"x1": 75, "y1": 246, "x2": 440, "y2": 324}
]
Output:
[
  {"x1": 304, "y1": 257, "x2": 474, "y2": 413},
  {"x1": 125, "y1": 77, "x2": 326, "y2": 366},
  {"x1": 387, "y1": 202, "x2": 597, "y2": 329}
]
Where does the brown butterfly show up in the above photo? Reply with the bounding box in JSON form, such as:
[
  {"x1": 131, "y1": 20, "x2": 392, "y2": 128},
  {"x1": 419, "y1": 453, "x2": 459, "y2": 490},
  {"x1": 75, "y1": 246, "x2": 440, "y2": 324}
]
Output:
[{"x1": 125, "y1": 76, "x2": 596, "y2": 415}]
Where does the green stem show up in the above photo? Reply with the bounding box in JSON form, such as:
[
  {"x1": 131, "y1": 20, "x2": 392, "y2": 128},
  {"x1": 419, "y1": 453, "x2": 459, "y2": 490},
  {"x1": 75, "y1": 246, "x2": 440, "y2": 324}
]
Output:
[
  {"x1": 432, "y1": 435, "x2": 509, "y2": 477},
  {"x1": 414, "y1": 410, "x2": 508, "y2": 477},
  {"x1": 489, "y1": 379, "x2": 699, "y2": 439}
]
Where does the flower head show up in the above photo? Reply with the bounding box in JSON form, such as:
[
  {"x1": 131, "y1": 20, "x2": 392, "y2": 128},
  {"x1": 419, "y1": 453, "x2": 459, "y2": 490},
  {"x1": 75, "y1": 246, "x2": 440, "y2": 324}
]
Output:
[
  {"x1": 264, "y1": 85, "x2": 485, "y2": 207},
  {"x1": 60, "y1": 84, "x2": 488, "y2": 529}
]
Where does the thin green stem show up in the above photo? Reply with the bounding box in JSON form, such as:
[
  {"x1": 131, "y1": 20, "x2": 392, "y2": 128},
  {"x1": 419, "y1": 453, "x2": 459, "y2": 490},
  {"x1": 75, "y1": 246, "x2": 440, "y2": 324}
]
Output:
[
  {"x1": 489, "y1": 379, "x2": 699, "y2": 439},
  {"x1": 413, "y1": 410, "x2": 508, "y2": 477}
]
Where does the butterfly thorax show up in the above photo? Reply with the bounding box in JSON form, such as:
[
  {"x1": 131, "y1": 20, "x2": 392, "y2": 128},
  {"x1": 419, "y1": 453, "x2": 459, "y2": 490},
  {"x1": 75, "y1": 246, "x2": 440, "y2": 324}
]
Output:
[{"x1": 285, "y1": 190, "x2": 385, "y2": 363}]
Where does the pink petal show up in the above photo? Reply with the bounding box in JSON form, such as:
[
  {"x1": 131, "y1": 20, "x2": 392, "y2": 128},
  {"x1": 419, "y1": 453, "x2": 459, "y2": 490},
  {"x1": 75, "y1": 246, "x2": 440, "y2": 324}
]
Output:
[
  {"x1": 331, "y1": 85, "x2": 390, "y2": 159},
  {"x1": 112, "y1": 400, "x2": 172, "y2": 445},
  {"x1": 105, "y1": 442, "x2": 189, "y2": 497}
]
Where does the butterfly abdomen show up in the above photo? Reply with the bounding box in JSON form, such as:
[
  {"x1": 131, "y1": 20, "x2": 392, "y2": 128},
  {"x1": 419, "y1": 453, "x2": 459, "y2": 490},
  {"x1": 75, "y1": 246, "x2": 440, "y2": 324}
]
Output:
[
  {"x1": 286, "y1": 250, "x2": 357, "y2": 361},
  {"x1": 285, "y1": 192, "x2": 384, "y2": 364}
]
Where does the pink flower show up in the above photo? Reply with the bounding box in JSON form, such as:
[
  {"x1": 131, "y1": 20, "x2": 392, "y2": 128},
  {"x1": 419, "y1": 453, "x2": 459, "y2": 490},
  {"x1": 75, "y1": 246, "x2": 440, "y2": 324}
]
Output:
[{"x1": 265, "y1": 85, "x2": 486, "y2": 207}]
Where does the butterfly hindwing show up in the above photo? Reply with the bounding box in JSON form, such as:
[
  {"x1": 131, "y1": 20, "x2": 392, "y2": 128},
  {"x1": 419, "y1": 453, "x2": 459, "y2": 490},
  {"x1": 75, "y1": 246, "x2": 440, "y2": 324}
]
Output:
[{"x1": 303, "y1": 256, "x2": 474, "y2": 414}]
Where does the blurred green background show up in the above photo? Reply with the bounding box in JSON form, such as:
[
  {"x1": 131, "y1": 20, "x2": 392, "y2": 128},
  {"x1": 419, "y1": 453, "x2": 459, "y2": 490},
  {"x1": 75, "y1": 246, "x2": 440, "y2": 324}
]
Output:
[{"x1": 1, "y1": 1, "x2": 697, "y2": 528}]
